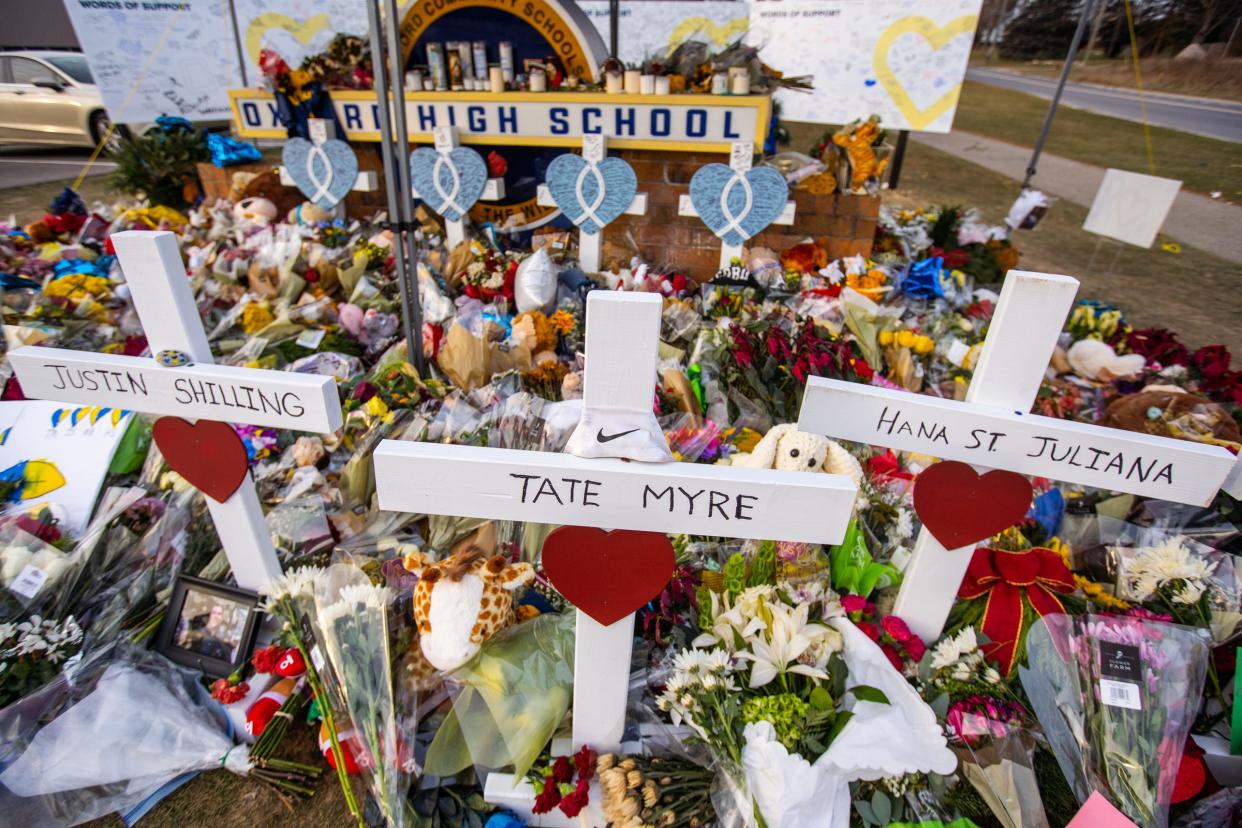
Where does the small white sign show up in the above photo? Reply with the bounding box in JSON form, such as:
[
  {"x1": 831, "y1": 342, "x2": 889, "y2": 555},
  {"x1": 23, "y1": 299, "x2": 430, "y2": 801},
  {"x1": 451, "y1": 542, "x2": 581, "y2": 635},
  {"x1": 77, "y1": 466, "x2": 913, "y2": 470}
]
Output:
[
  {"x1": 8, "y1": 347, "x2": 342, "y2": 433},
  {"x1": 1083, "y1": 169, "x2": 1182, "y2": 249},
  {"x1": 296, "y1": 329, "x2": 327, "y2": 350},
  {"x1": 9, "y1": 565, "x2": 48, "y2": 600},
  {"x1": 799, "y1": 377, "x2": 1235, "y2": 506}
]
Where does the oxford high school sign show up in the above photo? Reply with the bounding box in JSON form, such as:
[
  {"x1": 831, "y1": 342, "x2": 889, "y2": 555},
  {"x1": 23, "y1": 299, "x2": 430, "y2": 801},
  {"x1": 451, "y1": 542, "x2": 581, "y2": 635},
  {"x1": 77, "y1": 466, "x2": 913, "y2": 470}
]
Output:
[{"x1": 229, "y1": 90, "x2": 770, "y2": 153}]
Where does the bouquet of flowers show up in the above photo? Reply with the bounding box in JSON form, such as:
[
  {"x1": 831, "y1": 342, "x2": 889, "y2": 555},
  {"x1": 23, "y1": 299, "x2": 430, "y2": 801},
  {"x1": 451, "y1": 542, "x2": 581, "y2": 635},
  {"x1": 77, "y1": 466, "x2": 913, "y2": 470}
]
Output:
[
  {"x1": 1020, "y1": 613, "x2": 1210, "y2": 828},
  {"x1": 0, "y1": 614, "x2": 83, "y2": 708},
  {"x1": 660, "y1": 560, "x2": 953, "y2": 827},
  {"x1": 461, "y1": 249, "x2": 520, "y2": 304}
]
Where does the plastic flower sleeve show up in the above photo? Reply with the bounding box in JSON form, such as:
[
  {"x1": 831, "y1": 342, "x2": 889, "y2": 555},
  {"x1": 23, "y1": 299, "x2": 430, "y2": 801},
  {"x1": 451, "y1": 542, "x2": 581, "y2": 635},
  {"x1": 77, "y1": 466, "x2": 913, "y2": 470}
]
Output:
[
  {"x1": 0, "y1": 642, "x2": 238, "y2": 827},
  {"x1": 948, "y1": 703, "x2": 1050, "y2": 828},
  {"x1": 1020, "y1": 613, "x2": 1210, "y2": 828},
  {"x1": 423, "y1": 612, "x2": 573, "y2": 780}
]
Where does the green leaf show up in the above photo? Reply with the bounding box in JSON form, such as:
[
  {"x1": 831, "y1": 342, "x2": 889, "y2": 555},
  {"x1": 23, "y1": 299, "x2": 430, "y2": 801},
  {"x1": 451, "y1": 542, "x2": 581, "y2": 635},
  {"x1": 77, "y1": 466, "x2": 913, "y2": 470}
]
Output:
[
  {"x1": 850, "y1": 685, "x2": 890, "y2": 705},
  {"x1": 871, "y1": 791, "x2": 892, "y2": 825},
  {"x1": 854, "y1": 799, "x2": 877, "y2": 825},
  {"x1": 931, "y1": 692, "x2": 951, "y2": 719},
  {"x1": 829, "y1": 653, "x2": 848, "y2": 698},
  {"x1": 824, "y1": 710, "x2": 853, "y2": 746},
  {"x1": 810, "y1": 685, "x2": 834, "y2": 711}
]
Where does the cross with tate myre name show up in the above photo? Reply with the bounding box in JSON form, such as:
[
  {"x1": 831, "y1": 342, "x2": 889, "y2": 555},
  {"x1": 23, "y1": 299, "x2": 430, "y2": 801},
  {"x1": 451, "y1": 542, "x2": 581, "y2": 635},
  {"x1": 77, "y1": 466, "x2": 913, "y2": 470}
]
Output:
[
  {"x1": 9, "y1": 231, "x2": 344, "y2": 591},
  {"x1": 797, "y1": 269, "x2": 1238, "y2": 643},
  {"x1": 373, "y1": 290, "x2": 859, "y2": 826}
]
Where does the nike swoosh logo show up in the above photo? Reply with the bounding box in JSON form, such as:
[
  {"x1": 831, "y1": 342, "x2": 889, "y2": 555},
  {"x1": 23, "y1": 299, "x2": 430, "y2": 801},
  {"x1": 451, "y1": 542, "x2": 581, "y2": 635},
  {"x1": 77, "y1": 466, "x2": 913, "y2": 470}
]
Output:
[{"x1": 596, "y1": 428, "x2": 640, "y2": 443}]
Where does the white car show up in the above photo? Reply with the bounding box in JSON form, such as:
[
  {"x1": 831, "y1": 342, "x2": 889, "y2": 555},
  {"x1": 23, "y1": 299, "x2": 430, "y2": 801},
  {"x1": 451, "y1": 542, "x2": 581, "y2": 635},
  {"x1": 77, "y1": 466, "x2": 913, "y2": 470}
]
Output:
[{"x1": 0, "y1": 51, "x2": 129, "y2": 152}]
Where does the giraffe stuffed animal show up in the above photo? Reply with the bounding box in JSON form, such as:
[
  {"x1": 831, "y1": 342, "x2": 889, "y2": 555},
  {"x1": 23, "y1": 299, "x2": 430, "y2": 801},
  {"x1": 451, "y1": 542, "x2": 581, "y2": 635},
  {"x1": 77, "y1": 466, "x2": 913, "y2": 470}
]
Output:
[{"x1": 402, "y1": 545, "x2": 537, "y2": 682}]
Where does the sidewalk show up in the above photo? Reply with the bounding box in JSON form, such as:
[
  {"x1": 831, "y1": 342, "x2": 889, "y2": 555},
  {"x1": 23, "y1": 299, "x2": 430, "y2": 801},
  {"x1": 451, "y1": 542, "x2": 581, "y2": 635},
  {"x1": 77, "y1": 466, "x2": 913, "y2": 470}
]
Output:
[{"x1": 912, "y1": 130, "x2": 1242, "y2": 265}]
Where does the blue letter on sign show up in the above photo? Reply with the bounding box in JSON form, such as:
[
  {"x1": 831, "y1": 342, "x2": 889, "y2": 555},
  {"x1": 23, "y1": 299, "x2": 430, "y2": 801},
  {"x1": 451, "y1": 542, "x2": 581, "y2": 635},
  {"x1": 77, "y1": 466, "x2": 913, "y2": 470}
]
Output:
[
  {"x1": 650, "y1": 109, "x2": 670, "y2": 137},
  {"x1": 582, "y1": 107, "x2": 602, "y2": 134},
  {"x1": 468, "y1": 106, "x2": 486, "y2": 131},
  {"x1": 723, "y1": 111, "x2": 740, "y2": 139},
  {"x1": 241, "y1": 102, "x2": 261, "y2": 127},
  {"x1": 686, "y1": 110, "x2": 707, "y2": 138},
  {"x1": 417, "y1": 105, "x2": 436, "y2": 130},
  {"x1": 550, "y1": 107, "x2": 569, "y2": 135},
  {"x1": 498, "y1": 106, "x2": 517, "y2": 133},
  {"x1": 343, "y1": 104, "x2": 363, "y2": 130},
  {"x1": 615, "y1": 107, "x2": 636, "y2": 136}
]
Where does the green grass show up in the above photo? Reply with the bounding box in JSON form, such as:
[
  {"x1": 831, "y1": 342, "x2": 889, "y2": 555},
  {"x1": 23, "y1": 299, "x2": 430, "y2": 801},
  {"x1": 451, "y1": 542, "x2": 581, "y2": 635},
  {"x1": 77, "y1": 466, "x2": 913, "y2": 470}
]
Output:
[{"x1": 950, "y1": 80, "x2": 1242, "y2": 197}]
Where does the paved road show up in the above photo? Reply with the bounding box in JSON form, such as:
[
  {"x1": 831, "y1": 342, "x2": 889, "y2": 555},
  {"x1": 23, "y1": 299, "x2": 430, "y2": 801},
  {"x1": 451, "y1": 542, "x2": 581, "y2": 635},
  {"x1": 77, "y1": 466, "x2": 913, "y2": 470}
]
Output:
[
  {"x1": 0, "y1": 147, "x2": 115, "y2": 189},
  {"x1": 913, "y1": 129, "x2": 1242, "y2": 264},
  {"x1": 967, "y1": 67, "x2": 1242, "y2": 143}
]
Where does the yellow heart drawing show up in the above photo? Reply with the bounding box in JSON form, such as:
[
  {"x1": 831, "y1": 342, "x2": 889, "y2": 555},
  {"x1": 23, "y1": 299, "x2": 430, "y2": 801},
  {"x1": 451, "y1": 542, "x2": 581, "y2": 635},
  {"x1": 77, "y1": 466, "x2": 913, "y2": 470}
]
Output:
[
  {"x1": 873, "y1": 15, "x2": 978, "y2": 131},
  {"x1": 667, "y1": 16, "x2": 749, "y2": 53},
  {"x1": 245, "y1": 12, "x2": 331, "y2": 65}
]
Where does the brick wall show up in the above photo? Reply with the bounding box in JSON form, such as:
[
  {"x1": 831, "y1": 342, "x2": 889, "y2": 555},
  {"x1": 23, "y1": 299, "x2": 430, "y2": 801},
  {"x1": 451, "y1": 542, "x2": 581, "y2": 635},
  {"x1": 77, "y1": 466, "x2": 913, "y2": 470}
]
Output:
[{"x1": 608, "y1": 149, "x2": 879, "y2": 281}]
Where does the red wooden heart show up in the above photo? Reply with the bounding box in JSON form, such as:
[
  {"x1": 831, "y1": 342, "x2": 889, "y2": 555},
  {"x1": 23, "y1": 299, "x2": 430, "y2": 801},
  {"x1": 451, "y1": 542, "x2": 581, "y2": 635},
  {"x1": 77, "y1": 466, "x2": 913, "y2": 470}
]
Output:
[
  {"x1": 913, "y1": 461, "x2": 1033, "y2": 550},
  {"x1": 152, "y1": 417, "x2": 249, "y2": 503},
  {"x1": 541, "y1": 527, "x2": 675, "y2": 627}
]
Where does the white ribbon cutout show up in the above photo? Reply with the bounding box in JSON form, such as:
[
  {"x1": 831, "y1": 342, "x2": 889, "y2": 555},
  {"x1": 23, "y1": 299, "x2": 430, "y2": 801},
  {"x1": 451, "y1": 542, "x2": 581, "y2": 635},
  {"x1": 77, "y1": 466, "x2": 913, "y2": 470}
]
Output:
[
  {"x1": 718, "y1": 170, "x2": 755, "y2": 241},
  {"x1": 572, "y1": 160, "x2": 608, "y2": 234},
  {"x1": 432, "y1": 152, "x2": 468, "y2": 218},
  {"x1": 304, "y1": 144, "x2": 337, "y2": 207}
]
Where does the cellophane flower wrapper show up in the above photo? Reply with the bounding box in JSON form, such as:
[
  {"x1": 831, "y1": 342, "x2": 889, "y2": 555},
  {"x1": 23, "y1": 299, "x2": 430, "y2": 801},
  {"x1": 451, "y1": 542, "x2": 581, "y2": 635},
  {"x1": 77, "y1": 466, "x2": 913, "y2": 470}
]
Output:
[
  {"x1": 1019, "y1": 613, "x2": 1209, "y2": 828},
  {"x1": 0, "y1": 641, "x2": 239, "y2": 827},
  {"x1": 314, "y1": 565, "x2": 412, "y2": 827},
  {"x1": 423, "y1": 611, "x2": 573, "y2": 779},
  {"x1": 949, "y1": 709, "x2": 1050, "y2": 828}
]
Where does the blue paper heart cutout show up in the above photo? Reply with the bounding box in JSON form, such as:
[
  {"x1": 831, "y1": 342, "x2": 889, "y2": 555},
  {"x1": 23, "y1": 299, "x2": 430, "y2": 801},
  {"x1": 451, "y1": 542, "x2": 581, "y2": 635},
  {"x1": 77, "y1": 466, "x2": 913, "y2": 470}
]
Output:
[
  {"x1": 545, "y1": 154, "x2": 637, "y2": 235},
  {"x1": 688, "y1": 164, "x2": 789, "y2": 246},
  {"x1": 409, "y1": 146, "x2": 487, "y2": 222},
  {"x1": 281, "y1": 138, "x2": 358, "y2": 210}
]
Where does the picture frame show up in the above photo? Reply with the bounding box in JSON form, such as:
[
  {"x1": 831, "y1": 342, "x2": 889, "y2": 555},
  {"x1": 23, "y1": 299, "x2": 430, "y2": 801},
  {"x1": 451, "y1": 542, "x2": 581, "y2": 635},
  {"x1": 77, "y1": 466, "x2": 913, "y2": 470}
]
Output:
[{"x1": 156, "y1": 575, "x2": 263, "y2": 679}]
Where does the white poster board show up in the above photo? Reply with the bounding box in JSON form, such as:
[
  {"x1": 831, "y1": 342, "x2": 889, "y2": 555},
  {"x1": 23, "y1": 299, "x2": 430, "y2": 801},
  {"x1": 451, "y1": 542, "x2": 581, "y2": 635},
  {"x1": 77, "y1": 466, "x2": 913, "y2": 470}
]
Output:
[
  {"x1": 232, "y1": 0, "x2": 369, "y2": 69},
  {"x1": 1083, "y1": 169, "x2": 1182, "y2": 249},
  {"x1": 747, "y1": 0, "x2": 982, "y2": 132},
  {"x1": 62, "y1": 0, "x2": 243, "y2": 123},
  {"x1": 579, "y1": 1, "x2": 748, "y2": 65}
]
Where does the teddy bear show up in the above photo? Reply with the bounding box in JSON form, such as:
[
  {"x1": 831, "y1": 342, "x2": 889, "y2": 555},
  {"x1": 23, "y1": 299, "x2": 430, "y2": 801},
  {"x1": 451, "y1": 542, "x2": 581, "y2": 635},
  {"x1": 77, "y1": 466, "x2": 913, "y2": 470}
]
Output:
[{"x1": 731, "y1": 423, "x2": 864, "y2": 488}]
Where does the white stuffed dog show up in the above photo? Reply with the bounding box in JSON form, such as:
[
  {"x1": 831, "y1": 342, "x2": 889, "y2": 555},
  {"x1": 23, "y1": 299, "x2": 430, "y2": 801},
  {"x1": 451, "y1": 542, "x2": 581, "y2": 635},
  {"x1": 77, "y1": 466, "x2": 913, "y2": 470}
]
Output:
[{"x1": 732, "y1": 423, "x2": 864, "y2": 487}]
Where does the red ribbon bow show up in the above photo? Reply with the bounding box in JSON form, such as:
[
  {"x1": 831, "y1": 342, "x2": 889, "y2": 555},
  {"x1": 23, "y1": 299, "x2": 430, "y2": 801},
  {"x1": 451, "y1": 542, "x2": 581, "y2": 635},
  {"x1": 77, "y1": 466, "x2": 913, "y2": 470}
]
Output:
[{"x1": 957, "y1": 546, "x2": 1076, "y2": 676}]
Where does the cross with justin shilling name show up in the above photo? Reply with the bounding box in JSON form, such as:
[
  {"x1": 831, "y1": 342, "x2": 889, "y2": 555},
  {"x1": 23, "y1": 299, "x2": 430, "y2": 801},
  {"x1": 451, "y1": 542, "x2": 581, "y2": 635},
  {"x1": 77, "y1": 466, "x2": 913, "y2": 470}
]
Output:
[
  {"x1": 373, "y1": 290, "x2": 859, "y2": 826},
  {"x1": 796, "y1": 269, "x2": 1239, "y2": 643},
  {"x1": 8, "y1": 231, "x2": 344, "y2": 592}
]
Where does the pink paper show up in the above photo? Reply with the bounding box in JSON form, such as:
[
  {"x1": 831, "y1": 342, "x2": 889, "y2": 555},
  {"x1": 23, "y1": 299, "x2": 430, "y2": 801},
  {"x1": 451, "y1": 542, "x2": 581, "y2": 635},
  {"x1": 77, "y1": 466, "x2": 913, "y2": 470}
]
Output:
[{"x1": 1066, "y1": 792, "x2": 1139, "y2": 828}]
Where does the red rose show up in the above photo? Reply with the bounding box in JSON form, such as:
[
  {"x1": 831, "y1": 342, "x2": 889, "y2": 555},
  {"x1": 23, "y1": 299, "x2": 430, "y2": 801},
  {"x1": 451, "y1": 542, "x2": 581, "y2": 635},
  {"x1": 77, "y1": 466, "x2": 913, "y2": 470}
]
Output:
[
  {"x1": 551, "y1": 755, "x2": 573, "y2": 785},
  {"x1": 856, "y1": 622, "x2": 880, "y2": 642},
  {"x1": 15, "y1": 514, "x2": 61, "y2": 545},
  {"x1": 573, "y1": 745, "x2": 597, "y2": 781},
  {"x1": 210, "y1": 678, "x2": 250, "y2": 705},
  {"x1": 840, "y1": 595, "x2": 868, "y2": 615},
  {"x1": 905, "y1": 636, "x2": 927, "y2": 662},
  {"x1": 532, "y1": 776, "x2": 561, "y2": 813},
  {"x1": 487, "y1": 151, "x2": 508, "y2": 178},
  {"x1": 251, "y1": 644, "x2": 285, "y2": 674},
  {"x1": 851, "y1": 357, "x2": 875, "y2": 382},
  {"x1": 1192, "y1": 344, "x2": 1233, "y2": 380},
  {"x1": 881, "y1": 615, "x2": 913, "y2": 643},
  {"x1": 559, "y1": 784, "x2": 590, "y2": 817},
  {"x1": 881, "y1": 644, "x2": 905, "y2": 672}
]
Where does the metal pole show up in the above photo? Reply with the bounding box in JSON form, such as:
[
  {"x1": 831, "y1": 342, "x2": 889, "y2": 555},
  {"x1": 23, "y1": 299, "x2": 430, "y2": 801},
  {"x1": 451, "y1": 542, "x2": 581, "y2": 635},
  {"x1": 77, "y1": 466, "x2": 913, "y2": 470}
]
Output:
[
  {"x1": 609, "y1": 0, "x2": 619, "y2": 58},
  {"x1": 384, "y1": 0, "x2": 426, "y2": 377},
  {"x1": 366, "y1": 0, "x2": 423, "y2": 374},
  {"x1": 226, "y1": 0, "x2": 249, "y2": 88},
  {"x1": 887, "y1": 130, "x2": 909, "y2": 191},
  {"x1": 1020, "y1": 0, "x2": 1096, "y2": 191}
]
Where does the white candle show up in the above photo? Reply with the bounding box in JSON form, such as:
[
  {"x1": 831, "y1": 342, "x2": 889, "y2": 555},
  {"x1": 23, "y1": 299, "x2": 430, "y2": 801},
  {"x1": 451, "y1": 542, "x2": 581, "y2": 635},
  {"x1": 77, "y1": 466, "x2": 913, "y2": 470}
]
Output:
[
  {"x1": 729, "y1": 67, "x2": 750, "y2": 95},
  {"x1": 489, "y1": 65, "x2": 505, "y2": 93},
  {"x1": 529, "y1": 69, "x2": 547, "y2": 92},
  {"x1": 640, "y1": 74, "x2": 655, "y2": 95},
  {"x1": 711, "y1": 72, "x2": 728, "y2": 95},
  {"x1": 405, "y1": 70, "x2": 424, "y2": 91},
  {"x1": 624, "y1": 69, "x2": 641, "y2": 94},
  {"x1": 605, "y1": 71, "x2": 623, "y2": 94},
  {"x1": 654, "y1": 75, "x2": 671, "y2": 96}
]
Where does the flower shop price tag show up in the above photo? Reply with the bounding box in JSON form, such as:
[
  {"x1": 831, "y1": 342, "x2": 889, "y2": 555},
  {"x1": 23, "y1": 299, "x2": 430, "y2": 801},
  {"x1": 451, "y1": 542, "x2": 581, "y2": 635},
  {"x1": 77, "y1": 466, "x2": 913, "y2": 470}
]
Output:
[
  {"x1": 1099, "y1": 642, "x2": 1143, "y2": 711},
  {"x1": 9, "y1": 564, "x2": 48, "y2": 599}
]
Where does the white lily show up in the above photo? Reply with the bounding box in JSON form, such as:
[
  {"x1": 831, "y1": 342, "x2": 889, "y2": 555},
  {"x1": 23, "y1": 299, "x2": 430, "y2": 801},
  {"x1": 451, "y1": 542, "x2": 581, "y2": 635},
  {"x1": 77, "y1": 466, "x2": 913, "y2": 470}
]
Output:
[{"x1": 739, "y1": 602, "x2": 830, "y2": 688}]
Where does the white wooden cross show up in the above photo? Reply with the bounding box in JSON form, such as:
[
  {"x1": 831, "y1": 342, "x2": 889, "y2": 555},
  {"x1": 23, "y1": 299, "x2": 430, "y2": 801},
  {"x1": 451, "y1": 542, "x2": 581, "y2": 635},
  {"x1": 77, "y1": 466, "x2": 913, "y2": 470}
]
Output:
[
  {"x1": 8, "y1": 231, "x2": 344, "y2": 592},
  {"x1": 278, "y1": 118, "x2": 379, "y2": 219},
  {"x1": 535, "y1": 135, "x2": 649, "y2": 274},
  {"x1": 374, "y1": 291, "x2": 858, "y2": 825},
  {"x1": 797, "y1": 269, "x2": 1239, "y2": 642},
  {"x1": 679, "y1": 141, "x2": 796, "y2": 269},
  {"x1": 414, "y1": 125, "x2": 506, "y2": 249}
]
